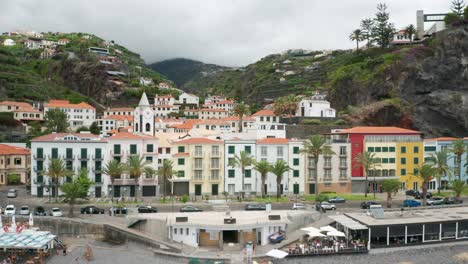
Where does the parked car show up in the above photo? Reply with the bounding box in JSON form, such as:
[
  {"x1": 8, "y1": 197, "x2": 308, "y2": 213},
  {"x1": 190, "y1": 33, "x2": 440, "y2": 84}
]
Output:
[
  {"x1": 80, "y1": 206, "x2": 105, "y2": 214},
  {"x1": 4, "y1": 205, "x2": 15, "y2": 216},
  {"x1": 291, "y1": 203, "x2": 306, "y2": 210},
  {"x1": 50, "y1": 208, "x2": 63, "y2": 217},
  {"x1": 360, "y1": 201, "x2": 380, "y2": 209},
  {"x1": 427, "y1": 197, "x2": 444, "y2": 206},
  {"x1": 443, "y1": 197, "x2": 464, "y2": 204},
  {"x1": 405, "y1": 190, "x2": 418, "y2": 196},
  {"x1": 180, "y1": 205, "x2": 202, "y2": 212},
  {"x1": 19, "y1": 206, "x2": 30, "y2": 215},
  {"x1": 137, "y1": 205, "x2": 158, "y2": 213},
  {"x1": 109, "y1": 207, "x2": 128, "y2": 215},
  {"x1": 34, "y1": 206, "x2": 47, "y2": 216},
  {"x1": 403, "y1": 199, "x2": 421, "y2": 207},
  {"x1": 328, "y1": 197, "x2": 346, "y2": 203},
  {"x1": 415, "y1": 192, "x2": 432, "y2": 199},
  {"x1": 7, "y1": 189, "x2": 17, "y2": 198},
  {"x1": 245, "y1": 204, "x2": 266, "y2": 211},
  {"x1": 320, "y1": 202, "x2": 336, "y2": 210}
]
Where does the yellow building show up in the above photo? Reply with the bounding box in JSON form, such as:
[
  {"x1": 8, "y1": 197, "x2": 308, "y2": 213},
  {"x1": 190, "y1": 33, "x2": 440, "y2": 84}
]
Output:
[
  {"x1": 397, "y1": 141, "x2": 424, "y2": 191},
  {"x1": 364, "y1": 141, "x2": 399, "y2": 192},
  {"x1": 171, "y1": 138, "x2": 224, "y2": 197}
]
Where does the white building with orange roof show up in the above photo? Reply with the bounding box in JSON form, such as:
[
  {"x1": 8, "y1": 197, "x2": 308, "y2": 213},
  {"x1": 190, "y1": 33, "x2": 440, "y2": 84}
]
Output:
[
  {"x1": 153, "y1": 104, "x2": 180, "y2": 118},
  {"x1": 154, "y1": 118, "x2": 183, "y2": 133},
  {"x1": 13, "y1": 106, "x2": 44, "y2": 122},
  {"x1": 198, "y1": 108, "x2": 229, "y2": 120},
  {"x1": 154, "y1": 95, "x2": 176, "y2": 106},
  {"x1": 178, "y1": 92, "x2": 199, "y2": 106},
  {"x1": 204, "y1": 99, "x2": 236, "y2": 113},
  {"x1": 103, "y1": 107, "x2": 134, "y2": 117},
  {"x1": 0, "y1": 101, "x2": 33, "y2": 112},
  {"x1": 97, "y1": 115, "x2": 134, "y2": 135},
  {"x1": 44, "y1": 99, "x2": 96, "y2": 129},
  {"x1": 30, "y1": 132, "x2": 108, "y2": 198},
  {"x1": 158, "y1": 82, "x2": 172, "y2": 90},
  {"x1": 252, "y1": 109, "x2": 286, "y2": 138},
  {"x1": 171, "y1": 137, "x2": 224, "y2": 197},
  {"x1": 57, "y1": 38, "x2": 70, "y2": 45},
  {"x1": 222, "y1": 116, "x2": 255, "y2": 132},
  {"x1": 168, "y1": 119, "x2": 201, "y2": 133},
  {"x1": 193, "y1": 119, "x2": 232, "y2": 133},
  {"x1": 0, "y1": 144, "x2": 30, "y2": 185},
  {"x1": 107, "y1": 132, "x2": 159, "y2": 197}
]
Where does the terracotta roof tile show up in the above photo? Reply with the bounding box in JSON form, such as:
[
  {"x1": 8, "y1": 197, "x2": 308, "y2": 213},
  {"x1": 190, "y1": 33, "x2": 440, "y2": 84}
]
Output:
[
  {"x1": 174, "y1": 137, "x2": 223, "y2": 145},
  {"x1": 337, "y1": 126, "x2": 420, "y2": 134},
  {"x1": 221, "y1": 116, "x2": 254, "y2": 122},
  {"x1": 106, "y1": 107, "x2": 134, "y2": 112},
  {"x1": 256, "y1": 138, "x2": 289, "y2": 144},
  {"x1": 0, "y1": 144, "x2": 30, "y2": 155},
  {"x1": 198, "y1": 108, "x2": 228, "y2": 112},
  {"x1": 253, "y1": 109, "x2": 276, "y2": 116},
  {"x1": 102, "y1": 115, "x2": 134, "y2": 122},
  {"x1": 425, "y1": 137, "x2": 458, "y2": 141},
  {"x1": 45, "y1": 100, "x2": 95, "y2": 110},
  {"x1": 0, "y1": 101, "x2": 33, "y2": 108},
  {"x1": 32, "y1": 133, "x2": 105, "y2": 142},
  {"x1": 109, "y1": 132, "x2": 155, "y2": 140}
]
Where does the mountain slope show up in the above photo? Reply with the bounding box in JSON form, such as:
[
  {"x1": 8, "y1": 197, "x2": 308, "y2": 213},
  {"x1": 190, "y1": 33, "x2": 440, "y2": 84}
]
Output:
[
  {"x1": 0, "y1": 32, "x2": 175, "y2": 109},
  {"x1": 149, "y1": 58, "x2": 228, "y2": 93}
]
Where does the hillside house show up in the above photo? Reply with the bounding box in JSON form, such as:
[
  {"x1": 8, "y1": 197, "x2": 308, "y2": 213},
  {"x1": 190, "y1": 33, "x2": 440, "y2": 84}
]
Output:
[
  {"x1": 178, "y1": 93, "x2": 199, "y2": 106},
  {"x1": 57, "y1": 38, "x2": 70, "y2": 45},
  {"x1": 296, "y1": 92, "x2": 336, "y2": 118},
  {"x1": 3, "y1": 39, "x2": 15, "y2": 46}
]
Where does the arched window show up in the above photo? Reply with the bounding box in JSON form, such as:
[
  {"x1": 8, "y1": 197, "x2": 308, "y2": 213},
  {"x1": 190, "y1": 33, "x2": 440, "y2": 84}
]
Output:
[{"x1": 146, "y1": 123, "x2": 151, "y2": 132}]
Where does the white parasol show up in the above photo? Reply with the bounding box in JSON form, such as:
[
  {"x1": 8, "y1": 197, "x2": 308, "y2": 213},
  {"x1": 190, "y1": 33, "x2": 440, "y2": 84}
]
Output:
[
  {"x1": 307, "y1": 231, "x2": 326, "y2": 238},
  {"x1": 11, "y1": 215, "x2": 16, "y2": 230},
  {"x1": 265, "y1": 249, "x2": 288, "y2": 259},
  {"x1": 29, "y1": 213, "x2": 34, "y2": 227},
  {"x1": 320, "y1": 225, "x2": 337, "y2": 232},
  {"x1": 327, "y1": 230, "x2": 346, "y2": 237},
  {"x1": 301, "y1": 227, "x2": 322, "y2": 233}
]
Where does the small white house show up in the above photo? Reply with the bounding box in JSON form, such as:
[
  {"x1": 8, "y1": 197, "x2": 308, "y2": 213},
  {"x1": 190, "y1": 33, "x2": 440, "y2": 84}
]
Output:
[
  {"x1": 296, "y1": 92, "x2": 336, "y2": 118},
  {"x1": 3, "y1": 39, "x2": 15, "y2": 46},
  {"x1": 178, "y1": 93, "x2": 199, "y2": 106},
  {"x1": 391, "y1": 30, "x2": 413, "y2": 45}
]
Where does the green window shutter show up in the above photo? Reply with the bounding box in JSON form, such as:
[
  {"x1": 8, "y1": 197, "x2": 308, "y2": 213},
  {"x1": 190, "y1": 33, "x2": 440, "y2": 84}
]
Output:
[
  {"x1": 401, "y1": 146, "x2": 406, "y2": 153},
  {"x1": 382, "y1": 147, "x2": 389, "y2": 152},
  {"x1": 81, "y1": 148, "x2": 87, "y2": 158},
  {"x1": 244, "y1": 146, "x2": 251, "y2": 154},
  {"x1": 228, "y1": 170, "x2": 235, "y2": 178},
  {"x1": 413, "y1": 168, "x2": 419, "y2": 175},
  {"x1": 293, "y1": 170, "x2": 299, "y2": 177},
  {"x1": 293, "y1": 158, "x2": 300, "y2": 166},
  {"x1": 382, "y1": 158, "x2": 389, "y2": 164},
  {"x1": 424, "y1": 146, "x2": 436, "y2": 152},
  {"x1": 375, "y1": 147, "x2": 381, "y2": 152},
  {"x1": 146, "y1": 156, "x2": 153, "y2": 162},
  {"x1": 293, "y1": 147, "x2": 299, "y2": 154},
  {"x1": 51, "y1": 148, "x2": 58, "y2": 159},
  {"x1": 178, "y1": 171, "x2": 185, "y2": 177},
  {"x1": 37, "y1": 148, "x2": 43, "y2": 158},
  {"x1": 401, "y1": 169, "x2": 406, "y2": 176},
  {"x1": 95, "y1": 148, "x2": 101, "y2": 159},
  {"x1": 401, "y1": 158, "x2": 406, "y2": 164},
  {"x1": 245, "y1": 169, "x2": 251, "y2": 178},
  {"x1": 293, "y1": 184, "x2": 299, "y2": 194},
  {"x1": 389, "y1": 147, "x2": 395, "y2": 152},
  {"x1": 147, "y1": 144, "x2": 153, "y2": 153},
  {"x1": 178, "y1": 158, "x2": 185, "y2": 165},
  {"x1": 66, "y1": 148, "x2": 73, "y2": 159},
  {"x1": 81, "y1": 161, "x2": 87, "y2": 169},
  {"x1": 95, "y1": 161, "x2": 102, "y2": 171},
  {"x1": 178, "y1": 146, "x2": 185, "y2": 153},
  {"x1": 414, "y1": 157, "x2": 419, "y2": 164},
  {"x1": 95, "y1": 173, "x2": 102, "y2": 183},
  {"x1": 368, "y1": 147, "x2": 374, "y2": 152},
  {"x1": 114, "y1": 144, "x2": 121, "y2": 154},
  {"x1": 228, "y1": 146, "x2": 235, "y2": 154},
  {"x1": 389, "y1": 158, "x2": 395, "y2": 163},
  {"x1": 413, "y1": 146, "x2": 419, "y2": 153},
  {"x1": 37, "y1": 160, "x2": 43, "y2": 171},
  {"x1": 130, "y1": 144, "x2": 137, "y2": 155}
]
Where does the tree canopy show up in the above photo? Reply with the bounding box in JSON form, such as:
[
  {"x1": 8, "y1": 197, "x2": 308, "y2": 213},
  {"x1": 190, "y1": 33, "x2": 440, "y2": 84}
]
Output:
[{"x1": 44, "y1": 108, "x2": 69, "y2": 132}]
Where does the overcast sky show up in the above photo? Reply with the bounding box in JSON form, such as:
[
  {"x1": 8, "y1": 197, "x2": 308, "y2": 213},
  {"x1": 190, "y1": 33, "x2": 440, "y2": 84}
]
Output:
[{"x1": 1, "y1": 0, "x2": 450, "y2": 66}]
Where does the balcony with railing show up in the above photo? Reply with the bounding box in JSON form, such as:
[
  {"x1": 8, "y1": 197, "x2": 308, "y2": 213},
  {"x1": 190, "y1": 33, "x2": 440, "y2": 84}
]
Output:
[
  {"x1": 126, "y1": 151, "x2": 140, "y2": 156},
  {"x1": 78, "y1": 154, "x2": 90, "y2": 161},
  {"x1": 339, "y1": 163, "x2": 347, "y2": 169},
  {"x1": 193, "y1": 172, "x2": 203, "y2": 182},
  {"x1": 92, "y1": 166, "x2": 102, "y2": 173},
  {"x1": 33, "y1": 155, "x2": 44, "y2": 160},
  {"x1": 63, "y1": 155, "x2": 75, "y2": 161},
  {"x1": 209, "y1": 174, "x2": 220, "y2": 181},
  {"x1": 92, "y1": 155, "x2": 103, "y2": 161},
  {"x1": 323, "y1": 163, "x2": 332, "y2": 169},
  {"x1": 194, "y1": 151, "x2": 203, "y2": 157},
  {"x1": 110, "y1": 151, "x2": 122, "y2": 156},
  {"x1": 33, "y1": 166, "x2": 44, "y2": 173}
]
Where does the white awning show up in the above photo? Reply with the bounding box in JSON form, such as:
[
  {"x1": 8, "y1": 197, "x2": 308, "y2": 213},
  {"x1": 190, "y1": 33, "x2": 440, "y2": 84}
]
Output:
[
  {"x1": 327, "y1": 230, "x2": 346, "y2": 237},
  {"x1": 328, "y1": 215, "x2": 368, "y2": 230},
  {"x1": 266, "y1": 249, "x2": 288, "y2": 259},
  {"x1": 320, "y1": 225, "x2": 337, "y2": 232}
]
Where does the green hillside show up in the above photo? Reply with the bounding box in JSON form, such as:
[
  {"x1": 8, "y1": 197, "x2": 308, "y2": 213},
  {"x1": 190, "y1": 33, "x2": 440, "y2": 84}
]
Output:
[{"x1": 0, "y1": 32, "x2": 176, "y2": 109}]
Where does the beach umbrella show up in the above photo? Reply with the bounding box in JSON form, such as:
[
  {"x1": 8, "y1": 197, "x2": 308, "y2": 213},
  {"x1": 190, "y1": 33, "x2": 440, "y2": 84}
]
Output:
[
  {"x1": 266, "y1": 249, "x2": 288, "y2": 259},
  {"x1": 320, "y1": 226, "x2": 337, "y2": 232},
  {"x1": 327, "y1": 230, "x2": 346, "y2": 237},
  {"x1": 29, "y1": 213, "x2": 34, "y2": 227},
  {"x1": 301, "y1": 227, "x2": 321, "y2": 233}
]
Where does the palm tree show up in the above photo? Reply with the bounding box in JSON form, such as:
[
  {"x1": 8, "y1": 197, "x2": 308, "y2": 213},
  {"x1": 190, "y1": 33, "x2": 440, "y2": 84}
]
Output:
[
  {"x1": 354, "y1": 152, "x2": 381, "y2": 198},
  {"x1": 45, "y1": 158, "x2": 72, "y2": 202},
  {"x1": 143, "y1": 167, "x2": 157, "y2": 179},
  {"x1": 449, "y1": 139, "x2": 467, "y2": 179},
  {"x1": 429, "y1": 150, "x2": 451, "y2": 194},
  {"x1": 102, "y1": 159, "x2": 125, "y2": 202},
  {"x1": 253, "y1": 160, "x2": 272, "y2": 198},
  {"x1": 411, "y1": 163, "x2": 436, "y2": 206},
  {"x1": 349, "y1": 29, "x2": 364, "y2": 52},
  {"x1": 157, "y1": 160, "x2": 178, "y2": 200},
  {"x1": 405, "y1": 24, "x2": 416, "y2": 42},
  {"x1": 450, "y1": 179, "x2": 466, "y2": 202},
  {"x1": 300, "y1": 135, "x2": 335, "y2": 194},
  {"x1": 270, "y1": 160, "x2": 291, "y2": 202},
  {"x1": 381, "y1": 179, "x2": 400, "y2": 208},
  {"x1": 229, "y1": 151, "x2": 255, "y2": 199},
  {"x1": 233, "y1": 102, "x2": 250, "y2": 133},
  {"x1": 60, "y1": 170, "x2": 92, "y2": 217},
  {"x1": 126, "y1": 155, "x2": 150, "y2": 200}
]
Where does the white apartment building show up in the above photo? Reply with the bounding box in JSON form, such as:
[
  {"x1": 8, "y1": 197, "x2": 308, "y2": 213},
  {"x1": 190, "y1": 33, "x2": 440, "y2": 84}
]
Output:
[
  {"x1": 154, "y1": 95, "x2": 176, "y2": 106},
  {"x1": 198, "y1": 109, "x2": 230, "y2": 120},
  {"x1": 30, "y1": 133, "x2": 108, "y2": 198},
  {"x1": 296, "y1": 93, "x2": 336, "y2": 118},
  {"x1": 252, "y1": 109, "x2": 286, "y2": 139},
  {"x1": 97, "y1": 115, "x2": 134, "y2": 134},
  {"x1": 44, "y1": 100, "x2": 96, "y2": 130},
  {"x1": 205, "y1": 95, "x2": 226, "y2": 104},
  {"x1": 153, "y1": 104, "x2": 180, "y2": 118},
  {"x1": 224, "y1": 139, "x2": 257, "y2": 196},
  {"x1": 204, "y1": 100, "x2": 236, "y2": 113},
  {"x1": 103, "y1": 107, "x2": 134, "y2": 117},
  {"x1": 178, "y1": 93, "x2": 199, "y2": 106}
]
